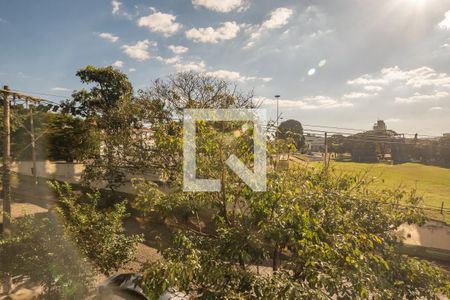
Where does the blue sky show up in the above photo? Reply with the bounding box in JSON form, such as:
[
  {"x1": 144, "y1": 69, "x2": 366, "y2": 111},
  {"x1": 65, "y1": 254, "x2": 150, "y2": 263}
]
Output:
[{"x1": 1, "y1": 0, "x2": 450, "y2": 135}]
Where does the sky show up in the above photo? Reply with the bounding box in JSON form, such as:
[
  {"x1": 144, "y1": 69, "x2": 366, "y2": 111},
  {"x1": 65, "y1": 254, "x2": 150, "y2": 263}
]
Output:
[{"x1": 1, "y1": 0, "x2": 450, "y2": 136}]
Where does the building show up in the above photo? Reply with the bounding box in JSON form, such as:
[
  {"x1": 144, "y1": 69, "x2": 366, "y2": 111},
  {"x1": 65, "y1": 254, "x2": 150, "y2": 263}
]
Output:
[
  {"x1": 305, "y1": 134, "x2": 325, "y2": 153},
  {"x1": 373, "y1": 120, "x2": 387, "y2": 132}
]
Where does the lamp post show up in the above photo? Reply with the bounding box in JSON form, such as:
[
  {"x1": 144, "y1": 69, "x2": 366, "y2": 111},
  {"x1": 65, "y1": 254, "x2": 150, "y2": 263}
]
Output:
[{"x1": 275, "y1": 95, "x2": 280, "y2": 127}]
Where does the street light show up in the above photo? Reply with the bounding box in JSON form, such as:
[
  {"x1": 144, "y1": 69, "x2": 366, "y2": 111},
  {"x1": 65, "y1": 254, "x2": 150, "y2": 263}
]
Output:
[{"x1": 275, "y1": 95, "x2": 280, "y2": 127}]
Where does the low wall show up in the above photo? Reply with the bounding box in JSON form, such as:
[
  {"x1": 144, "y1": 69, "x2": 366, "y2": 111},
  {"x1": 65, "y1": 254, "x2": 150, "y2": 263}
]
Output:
[
  {"x1": 11, "y1": 161, "x2": 84, "y2": 184},
  {"x1": 10, "y1": 161, "x2": 161, "y2": 194},
  {"x1": 398, "y1": 221, "x2": 450, "y2": 251}
]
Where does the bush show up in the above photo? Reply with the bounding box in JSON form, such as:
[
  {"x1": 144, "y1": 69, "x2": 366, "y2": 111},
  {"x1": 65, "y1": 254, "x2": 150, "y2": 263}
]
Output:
[
  {"x1": 51, "y1": 182, "x2": 143, "y2": 276},
  {"x1": 139, "y1": 167, "x2": 450, "y2": 299},
  {"x1": 0, "y1": 214, "x2": 94, "y2": 299}
]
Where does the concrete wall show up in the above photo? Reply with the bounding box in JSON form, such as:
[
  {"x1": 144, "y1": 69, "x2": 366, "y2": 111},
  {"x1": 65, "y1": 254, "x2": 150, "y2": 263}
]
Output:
[
  {"x1": 10, "y1": 160, "x2": 161, "y2": 194},
  {"x1": 12, "y1": 161, "x2": 84, "y2": 184},
  {"x1": 397, "y1": 221, "x2": 450, "y2": 251}
]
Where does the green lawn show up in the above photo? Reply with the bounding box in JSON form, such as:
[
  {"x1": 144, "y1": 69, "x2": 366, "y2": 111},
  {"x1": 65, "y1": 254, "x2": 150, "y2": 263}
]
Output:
[{"x1": 311, "y1": 162, "x2": 450, "y2": 222}]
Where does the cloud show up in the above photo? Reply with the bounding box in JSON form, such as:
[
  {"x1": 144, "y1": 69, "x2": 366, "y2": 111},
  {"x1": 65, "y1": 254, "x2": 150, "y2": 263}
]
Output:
[
  {"x1": 246, "y1": 7, "x2": 293, "y2": 48},
  {"x1": 206, "y1": 69, "x2": 272, "y2": 82},
  {"x1": 261, "y1": 7, "x2": 293, "y2": 30},
  {"x1": 363, "y1": 85, "x2": 383, "y2": 92},
  {"x1": 138, "y1": 12, "x2": 182, "y2": 36},
  {"x1": 309, "y1": 29, "x2": 333, "y2": 39},
  {"x1": 395, "y1": 91, "x2": 449, "y2": 104},
  {"x1": 342, "y1": 92, "x2": 373, "y2": 100},
  {"x1": 175, "y1": 61, "x2": 207, "y2": 72},
  {"x1": 51, "y1": 87, "x2": 70, "y2": 92},
  {"x1": 438, "y1": 10, "x2": 450, "y2": 30},
  {"x1": 98, "y1": 32, "x2": 119, "y2": 43},
  {"x1": 168, "y1": 45, "x2": 189, "y2": 54},
  {"x1": 192, "y1": 0, "x2": 247, "y2": 13},
  {"x1": 121, "y1": 40, "x2": 155, "y2": 61},
  {"x1": 112, "y1": 60, "x2": 124, "y2": 68},
  {"x1": 348, "y1": 66, "x2": 450, "y2": 88},
  {"x1": 430, "y1": 106, "x2": 443, "y2": 111},
  {"x1": 129, "y1": 68, "x2": 136, "y2": 72},
  {"x1": 186, "y1": 22, "x2": 241, "y2": 43},
  {"x1": 156, "y1": 55, "x2": 182, "y2": 64},
  {"x1": 260, "y1": 96, "x2": 353, "y2": 110},
  {"x1": 112, "y1": 0, "x2": 121, "y2": 14}
]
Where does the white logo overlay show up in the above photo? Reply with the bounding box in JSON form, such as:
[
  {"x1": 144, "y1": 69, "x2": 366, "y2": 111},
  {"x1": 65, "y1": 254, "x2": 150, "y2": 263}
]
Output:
[{"x1": 183, "y1": 109, "x2": 267, "y2": 192}]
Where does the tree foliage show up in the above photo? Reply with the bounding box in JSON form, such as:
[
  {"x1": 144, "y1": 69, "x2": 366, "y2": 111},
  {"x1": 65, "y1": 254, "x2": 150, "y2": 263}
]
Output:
[
  {"x1": 132, "y1": 72, "x2": 450, "y2": 299},
  {"x1": 51, "y1": 182, "x2": 143, "y2": 276},
  {"x1": 46, "y1": 113, "x2": 97, "y2": 162},
  {"x1": 0, "y1": 213, "x2": 95, "y2": 298},
  {"x1": 277, "y1": 119, "x2": 305, "y2": 152}
]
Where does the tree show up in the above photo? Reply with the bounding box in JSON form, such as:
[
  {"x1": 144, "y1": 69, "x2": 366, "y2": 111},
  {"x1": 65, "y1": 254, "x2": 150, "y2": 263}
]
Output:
[
  {"x1": 350, "y1": 141, "x2": 378, "y2": 163},
  {"x1": 0, "y1": 213, "x2": 95, "y2": 298},
  {"x1": 276, "y1": 119, "x2": 305, "y2": 152},
  {"x1": 51, "y1": 182, "x2": 143, "y2": 276},
  {"x1": 134, "y1": 72, "x2": 449, "y2": 299},
  {"x1": 140, "y1": 167, "x2": 450, "y2": 299},
  {"x1": 63, "y1": 65, "x2": 146, "y2": 189},
  {"x1": 46, "y1": 113, "x2": 97, "y2": 162}
]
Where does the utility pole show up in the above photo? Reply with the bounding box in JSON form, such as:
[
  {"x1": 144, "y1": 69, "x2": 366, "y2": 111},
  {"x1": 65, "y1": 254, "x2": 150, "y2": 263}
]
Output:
[
  {"x1": 2, "y1": 86, "x2": 11, "y2": 236},
  {"x1": 275, "y1": 95, "x2": 281, "y2": 128},
  {"x1": 29, "y1": 104, "x2": 38, "y2": 185},
  {"x1": 324, "y1": 132, "x2": 328, "y2": 169}
]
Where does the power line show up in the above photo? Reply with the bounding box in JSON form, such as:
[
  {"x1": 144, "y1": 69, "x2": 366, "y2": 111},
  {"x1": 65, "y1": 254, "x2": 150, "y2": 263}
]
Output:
[
  {"x1": 303, "y1": 123, "x2": 440, "y2": 139},
  {"x1": 303, "y1": 128, "x2": 409, "y2": 141},
  {"x1": 13, "y1": 89, "x2": 70, "y2": 99}
]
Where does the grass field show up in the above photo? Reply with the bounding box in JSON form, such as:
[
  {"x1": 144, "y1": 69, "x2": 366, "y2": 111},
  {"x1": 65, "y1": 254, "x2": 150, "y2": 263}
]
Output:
[{"x1": 311, "y1": 162, "x2": 450, "y2": 222}]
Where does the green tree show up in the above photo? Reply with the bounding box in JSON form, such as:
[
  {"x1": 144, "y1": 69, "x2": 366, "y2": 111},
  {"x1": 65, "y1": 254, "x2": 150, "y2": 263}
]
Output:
[
  {"x1": 276, "y1": 119, "x2": 305, "y2": 152},
  {"x1": 51, "y1": 182, "x2": 143, "y2": 276},
  {"x1": 135, "y1": 73, "x2": 449, "y2": 299},
  {"x1": 0, "y1": 214, "x2": 95, "y2": 298},
  {"x1": 46, "y1": 113, "x2": 97, "y2": 162},
  {"x1": 63, "y1": 65, "x2": 147, "y2": 189}
]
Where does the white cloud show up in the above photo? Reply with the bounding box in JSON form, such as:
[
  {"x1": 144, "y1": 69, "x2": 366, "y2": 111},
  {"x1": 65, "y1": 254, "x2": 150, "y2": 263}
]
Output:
[
  {"x1": 138, "y1": 12, "x2": 182, "y2": 36},
  {"x1": 206, "y1": 69, "x2": 272, "y2": 82},
  {"x1": 395, "y1": 91, "x2": 449, "y2": 104},
  {"x1": 156, "y1": 55, "x2": 182, "y2": 64},
  {"x1": 112, "y1": 60, "x2": 124, "y2": 68},
  {"x1": 121, "y1": 40, "x2": 155, "y2": 61},
  {"x1": 112, "y1": 0, "x2": 121, "y2": 14},
  {"x1": 348, "y1": 66, "x2": 450, "y2": 88},
  {"x1": 192, "y1": 0, "x2": 247, "y2": 13},
  {"x1": 51, "y1": 87, "x2": 70, "y2": 92},
  {"x1": 438, "y1": 10, "x2": 450, "y2": 30},
  {"x1": 168, "y1": 45, "x2": 189, "y2": 54},
  {"x1": 246, "y1": 7, "x2": 293, "y2": 47},
  {"x1": 129, "y1": 68, "x2": 136, "y2": 72},
  {"x1": 363, "y1": 85, "x2": 383, "y2": 92},
  {"x1": 175, "y1": 61, "x2": 207, "y2": 73},
  {"x1": 98, "y1": 32, "x2": 119, "y2": 43},
  {"x1": 430, "y1": 106, "x2": 443, "y2": 111},
  {"x1": 186, "y1": 22, "x2": 241, "y2": 43},
  {"x1": 260, "y1": 96, "x2": 353, "y2": 110},
  {"x1": 342, "y1": 92, "x2": 373, "y2": 100},
  {"x1": 309, "y1": 29, "x2": 333, "y2": 39},
  {"x1": 261, "y1": 7, "x2": 293, "y2": 30}
]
